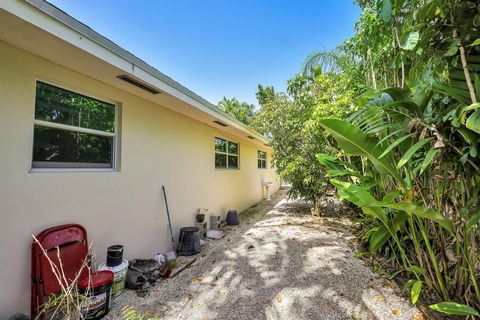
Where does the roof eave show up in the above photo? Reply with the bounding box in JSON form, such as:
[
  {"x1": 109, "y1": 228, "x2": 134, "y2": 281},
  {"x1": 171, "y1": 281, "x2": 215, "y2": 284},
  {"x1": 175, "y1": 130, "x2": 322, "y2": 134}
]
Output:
[{"x1": 22, "y1": 0, "x2": 268, "y2": 144}]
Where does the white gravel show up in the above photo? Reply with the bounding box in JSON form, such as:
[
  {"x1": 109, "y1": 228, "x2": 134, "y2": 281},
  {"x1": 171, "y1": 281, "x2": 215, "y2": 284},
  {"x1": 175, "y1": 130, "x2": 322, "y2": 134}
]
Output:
[{"x1": 107, "y1": 189, "x2": 423, "y2": 320}]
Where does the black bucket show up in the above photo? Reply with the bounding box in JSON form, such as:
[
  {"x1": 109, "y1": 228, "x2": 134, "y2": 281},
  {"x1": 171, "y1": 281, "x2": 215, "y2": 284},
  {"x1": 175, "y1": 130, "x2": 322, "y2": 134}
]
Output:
[
  {"x1": 177, "y1": 227, "x2": 201, "y2": 256},
  {"x1": 106, "y1": 245, "x2": 124, "y2": 267}
]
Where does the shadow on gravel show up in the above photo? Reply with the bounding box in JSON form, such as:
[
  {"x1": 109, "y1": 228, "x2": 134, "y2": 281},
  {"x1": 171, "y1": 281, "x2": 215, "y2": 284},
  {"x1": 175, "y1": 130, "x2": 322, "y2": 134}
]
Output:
[
  {"x1": 187, "y1": 199, "x2": 379, "y2": 320},
  {"x1": 109, "y1": 190, "x2": 420, "y2": 320}
]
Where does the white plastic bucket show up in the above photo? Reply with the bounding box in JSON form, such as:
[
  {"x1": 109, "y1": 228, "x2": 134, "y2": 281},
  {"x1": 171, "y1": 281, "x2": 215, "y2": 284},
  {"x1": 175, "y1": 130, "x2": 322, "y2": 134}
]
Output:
[{"x1": 98, "y1": 259, "x2": 128, "y2": 298}]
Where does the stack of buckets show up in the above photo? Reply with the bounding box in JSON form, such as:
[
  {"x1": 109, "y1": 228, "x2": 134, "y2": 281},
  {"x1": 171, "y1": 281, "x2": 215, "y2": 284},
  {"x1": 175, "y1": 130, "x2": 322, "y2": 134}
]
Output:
[
  {"x1": 78, "y1": 270, "x2": 114, "y2": 320},
  {"x1": 98, "y1": 245, "x2": 128, "y2": 298}
]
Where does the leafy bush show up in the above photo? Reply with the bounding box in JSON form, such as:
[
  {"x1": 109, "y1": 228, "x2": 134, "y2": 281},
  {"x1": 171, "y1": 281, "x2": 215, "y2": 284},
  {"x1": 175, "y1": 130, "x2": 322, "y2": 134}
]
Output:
[
  {"x1": 251, "y1": 68, "x2": 355, "y2": 206},
  {"x1": 218, "y1": 97, "x2": 255, "y2": 125},
  {"x1": 312, "y1": 0, "x2": 480, "y2": 316}
]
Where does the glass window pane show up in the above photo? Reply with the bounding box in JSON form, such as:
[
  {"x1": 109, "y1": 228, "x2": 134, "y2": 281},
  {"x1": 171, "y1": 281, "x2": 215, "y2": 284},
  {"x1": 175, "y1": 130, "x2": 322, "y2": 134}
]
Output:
[
  {"x1": 228, "y1": 142, "x2": 238, "y2": 155},
  {"x1": 258, "y1": 151, "x2": 266, "y2": 160},
  {"x1": 215, "y1": 153, "x2": 227, "y2": 168},
  {"x1": 35, "y1": 82, "x2": 115, "y2": 132},
  {"x1": 258, "y1": 159, "x2": 266, "y2": 169},
  {"x1": 228, "y1": 155, "x2": 238, "y2": 169},
  {"x1": 215, "y1": 138, "x2": 227, "y2": 152},
  {"x1": 32, "y1": 125, "x2": 113, "y2": 167}
]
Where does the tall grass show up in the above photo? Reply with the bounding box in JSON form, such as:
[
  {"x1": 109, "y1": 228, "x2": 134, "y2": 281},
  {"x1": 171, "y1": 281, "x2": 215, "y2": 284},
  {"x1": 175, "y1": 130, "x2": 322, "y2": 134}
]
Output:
[{"x1": 33, "y1": 236, "x2": 93, "y2": 320}]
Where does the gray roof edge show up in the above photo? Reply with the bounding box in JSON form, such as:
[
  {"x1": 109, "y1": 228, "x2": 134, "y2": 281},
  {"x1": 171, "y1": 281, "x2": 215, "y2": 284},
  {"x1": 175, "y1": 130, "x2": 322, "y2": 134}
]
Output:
[{"x1": 23, "y1": 0, "x2": 268, "y2": 143}]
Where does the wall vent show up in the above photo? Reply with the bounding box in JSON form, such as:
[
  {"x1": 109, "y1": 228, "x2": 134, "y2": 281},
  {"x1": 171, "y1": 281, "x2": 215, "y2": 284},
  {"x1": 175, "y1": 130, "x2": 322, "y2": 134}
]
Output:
[
  {"x1": 213, "y1": 120, "x2": 228, "y2": 127},
  {"x1": 117, "y1": 75, "x2": 161, "y2": 94},
  {"x1": 247, "y1": 135, "x2": 255, "y2": 139}
]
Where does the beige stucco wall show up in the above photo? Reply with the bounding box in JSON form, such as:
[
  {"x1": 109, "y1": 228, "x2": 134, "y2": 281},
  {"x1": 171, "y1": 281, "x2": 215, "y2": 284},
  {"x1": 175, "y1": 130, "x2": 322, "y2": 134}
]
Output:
[{"x1": 0, "y1": 41, "x2": 279, "y2": 316}]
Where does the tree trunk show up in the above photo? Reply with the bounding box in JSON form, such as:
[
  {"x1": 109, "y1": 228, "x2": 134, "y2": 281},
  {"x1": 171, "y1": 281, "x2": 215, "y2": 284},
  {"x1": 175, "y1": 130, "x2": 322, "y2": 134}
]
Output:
[
  {"x1": 367, "y1": 49, "x2": 377, "y2": 90},
  {"x1": 454, "y1": 28, "x2": 477, "y2": 103},
  {"x1": 459, "y1": 44, "x2": 477, "y2": 103},
  {"x1": 394, "y1": 26, "x2": 405, "y2": 88}
]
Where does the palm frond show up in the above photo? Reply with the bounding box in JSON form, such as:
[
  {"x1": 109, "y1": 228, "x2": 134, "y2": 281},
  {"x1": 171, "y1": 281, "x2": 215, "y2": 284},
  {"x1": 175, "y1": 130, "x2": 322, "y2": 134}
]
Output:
[{"x1": 303, "y1": 51, "x2": 342, "y2": 75}]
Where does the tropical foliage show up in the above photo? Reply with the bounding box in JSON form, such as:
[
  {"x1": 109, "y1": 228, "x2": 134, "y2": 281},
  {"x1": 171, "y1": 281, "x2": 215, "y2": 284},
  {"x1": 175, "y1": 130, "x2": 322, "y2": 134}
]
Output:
[
  {"x1": 218, "y1": 97, "x2": 255, "y2": 125},
  {"x1": 309, "y1": 0, "x2": 480, "y2": 316},
  {"x1": 252, "y1": 0, "x2": 480, "y2": 316},
  {"x1": 251, "y1": 68, "x2": 355, "y2": 205}
]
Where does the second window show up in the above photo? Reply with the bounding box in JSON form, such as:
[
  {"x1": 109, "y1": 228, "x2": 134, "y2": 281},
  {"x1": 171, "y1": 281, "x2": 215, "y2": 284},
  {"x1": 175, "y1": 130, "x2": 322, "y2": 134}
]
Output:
[
  {"x1": 258, "y1": 150, "x2": 267, "y2": 169},
  {"x1": 215, "y1": 137, "x2": 239, "y2": 169}
]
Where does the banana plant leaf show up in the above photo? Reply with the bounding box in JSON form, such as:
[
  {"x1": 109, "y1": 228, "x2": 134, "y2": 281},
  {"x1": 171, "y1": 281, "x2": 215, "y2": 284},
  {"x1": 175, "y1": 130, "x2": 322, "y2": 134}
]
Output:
[
  {"x1": 319, "y1": 119, "x2": 404, "y2": 185},
  {"x1": 430, "y1": 302, "x2": 480, "y2": 316},
  {"x1": 396, "y1": 137, "x2": 433, "y2": 168},
  {"x1": 379, "y1": 133, "x2": 414, "y2": 159},
  {"x1": 466, "y1": 110, "x2": 480, "y2": 134},
  {"x1": 330, "y1": 179, "x2": 388, "y2": 225},
  {"x1": 375, "y1": 201, "x2": 454, "y2": 234},
  {"x1": 316, "y1": 153, "x2": 359, "y2": 171},
  {"x1": 381, "y1": 100, "x2": 422, "y2": 117},
  {"x1": 382, "y1": 87, "x2": 411, "y2": 101},
  {"x1": 420, "y1": 148, "x2": 440, "y2": 174},
  {"x1": 369, "y1": 211, "x2": 407, "y2": 252}
]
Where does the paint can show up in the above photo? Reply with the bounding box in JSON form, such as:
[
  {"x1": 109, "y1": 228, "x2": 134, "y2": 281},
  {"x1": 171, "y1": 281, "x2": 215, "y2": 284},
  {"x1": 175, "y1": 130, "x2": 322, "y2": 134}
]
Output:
[
  {"x1": 78, "y1": 270, "x2": 114, "y2": 320},
  {"x1": 99, "y1": 259, "x2": 129, "y2": 298}
]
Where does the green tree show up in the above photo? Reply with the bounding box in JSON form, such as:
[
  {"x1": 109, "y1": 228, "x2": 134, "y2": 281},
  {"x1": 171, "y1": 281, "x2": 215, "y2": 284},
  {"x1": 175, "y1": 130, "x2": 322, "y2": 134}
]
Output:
[
  {"x1": 251, "y1": 69, "x2": 355, "y2": 205},
  {"x1": 256, "y1": 84, "x2": 275, "y2": 107},
  {"x1": 218, "y1": 97, "x2": 255, "y2": 125}
]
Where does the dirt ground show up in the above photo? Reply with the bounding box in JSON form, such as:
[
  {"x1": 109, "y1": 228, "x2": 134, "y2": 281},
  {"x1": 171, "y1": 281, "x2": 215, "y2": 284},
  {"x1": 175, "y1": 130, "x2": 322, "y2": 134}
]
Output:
[{"x1": 107, "y1": 188, "x2": 423, "y2": 320}]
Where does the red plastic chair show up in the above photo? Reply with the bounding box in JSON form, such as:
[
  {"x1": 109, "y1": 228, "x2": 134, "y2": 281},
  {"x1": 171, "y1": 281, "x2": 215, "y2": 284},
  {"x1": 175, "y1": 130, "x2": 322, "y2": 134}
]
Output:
[{"x1": 31, "y1": 224, "x2": 90, "y2": 319}]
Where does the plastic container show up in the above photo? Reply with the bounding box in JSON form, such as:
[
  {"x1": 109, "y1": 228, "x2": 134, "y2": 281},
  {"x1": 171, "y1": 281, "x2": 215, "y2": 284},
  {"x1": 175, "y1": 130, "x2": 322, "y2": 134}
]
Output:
[
  {"x1": 155, "y1": 253, "x2": 165, "y2": 266},
  {"x1": 78, "y1": 270, "x2": 114, "y2": 320},
  {"x1": 98, "y1": 260, "x2": 128, "y2": 298},
  {"x1": 106, "y1": 245, "x2": 124, "y2": 267},
  {"x1": 177, "y1": 227, "x2": 201, "y2": 256},
  {"x1": 164, "y1": 251, "x2": 177, "y2": 269}
]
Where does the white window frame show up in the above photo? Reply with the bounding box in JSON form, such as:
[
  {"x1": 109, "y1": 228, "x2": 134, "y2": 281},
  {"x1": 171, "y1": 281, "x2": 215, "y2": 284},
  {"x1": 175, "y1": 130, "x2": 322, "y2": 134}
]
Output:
[
  {"x1": 215, "y1": 137, "x2": 240, "y2": 169},
  {"x1": 31, "y1": 80, "x2": 120, "y2": 172},
  {"x1": 258, "y1": 150, "x2": 267, "y2": 169}
]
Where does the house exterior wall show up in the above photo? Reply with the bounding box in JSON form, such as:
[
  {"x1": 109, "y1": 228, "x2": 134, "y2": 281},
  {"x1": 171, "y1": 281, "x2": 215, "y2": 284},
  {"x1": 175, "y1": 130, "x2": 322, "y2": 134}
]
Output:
[{"x1": 0, "y1": 41, "x2": 279, "y2": 316}]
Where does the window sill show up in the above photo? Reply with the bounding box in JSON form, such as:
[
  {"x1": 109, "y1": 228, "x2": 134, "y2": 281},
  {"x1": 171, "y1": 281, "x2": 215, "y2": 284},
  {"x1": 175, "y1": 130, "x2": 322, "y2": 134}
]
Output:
[{"x1": 30, "y1": 168, "x2": 118, "y2": 173}]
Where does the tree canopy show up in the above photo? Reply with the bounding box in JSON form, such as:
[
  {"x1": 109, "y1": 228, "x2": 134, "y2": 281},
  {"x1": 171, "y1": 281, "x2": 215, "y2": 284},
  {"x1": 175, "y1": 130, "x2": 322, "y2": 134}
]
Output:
[
  {"x1": 218, "y1": 97, "x2": 255, "y2": 125},
  {"x1": 251, "y1": 67, "x2": 355, "y2": 204}
]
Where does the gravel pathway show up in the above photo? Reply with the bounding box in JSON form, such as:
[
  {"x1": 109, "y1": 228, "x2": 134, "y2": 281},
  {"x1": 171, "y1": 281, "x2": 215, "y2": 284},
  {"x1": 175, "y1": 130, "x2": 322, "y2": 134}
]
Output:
[{"x1": 108, "y1": 189, "x2": 423, "y2": 320}]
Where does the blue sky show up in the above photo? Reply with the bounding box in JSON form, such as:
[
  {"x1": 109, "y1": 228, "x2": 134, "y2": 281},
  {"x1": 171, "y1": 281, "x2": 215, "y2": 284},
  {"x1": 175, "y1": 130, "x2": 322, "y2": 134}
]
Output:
[{"x1": 48, "y1": 1, "x2": 360, "y2": 106}]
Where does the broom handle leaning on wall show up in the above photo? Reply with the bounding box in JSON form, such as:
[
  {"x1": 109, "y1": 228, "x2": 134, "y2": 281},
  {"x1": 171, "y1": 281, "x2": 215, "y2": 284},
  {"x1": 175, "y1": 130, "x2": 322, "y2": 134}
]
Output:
[{"x1": 162, "y1": 185, "x2": 175, "y2": 251}]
